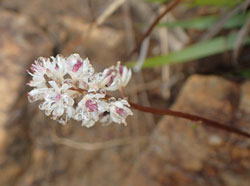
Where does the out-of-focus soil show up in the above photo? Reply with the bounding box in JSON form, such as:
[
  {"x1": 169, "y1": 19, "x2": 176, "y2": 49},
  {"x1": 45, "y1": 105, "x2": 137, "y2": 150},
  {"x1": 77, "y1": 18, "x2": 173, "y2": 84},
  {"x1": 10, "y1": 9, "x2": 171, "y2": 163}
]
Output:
[
  {"x1": 124, "y1": 75, "x2": 250, "y2": 186},
  {"x1": 0, "y1": 1, "x2": 250, "y2": 186}
]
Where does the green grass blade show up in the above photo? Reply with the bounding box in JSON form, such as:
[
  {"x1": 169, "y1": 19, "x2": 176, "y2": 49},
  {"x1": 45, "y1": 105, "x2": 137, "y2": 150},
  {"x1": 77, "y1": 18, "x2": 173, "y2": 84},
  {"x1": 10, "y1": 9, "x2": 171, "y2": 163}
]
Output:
[
  {"x1": 146, "y1": 0, "x2": 243, "y2": 6},
  {"x1": 239, "y1": 70, "x2": 250, "y2": 78},
  {"x1": 191, "y1": 0, "x2": 243, "y2": 7},
  {"x1": 146, "y1": 0, "x2": 169, "y2": 3},
  {"x1": 159, "y1": 11, "x2": 250, "y2": 29},
  {"x1": 224, "y1": 12, "x2": 250, "y2": 28},
  {"x1": 127, "y1": 33, "x2": 250, "y2": 68}
]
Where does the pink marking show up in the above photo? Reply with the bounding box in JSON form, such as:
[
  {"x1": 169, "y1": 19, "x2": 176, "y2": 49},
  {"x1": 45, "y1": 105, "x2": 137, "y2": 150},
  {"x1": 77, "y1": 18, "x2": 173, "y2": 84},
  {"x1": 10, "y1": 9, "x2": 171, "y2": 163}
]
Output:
[
  {"x1": 72, "y1": 60, "x2": 83, "y2": 72},
  {"x1": 105, "y1": 70, "x2": 117, "y2": 86},
  {"x1": 55, "y1": 94, "x2": 61, "y2": 101},
  {"x1": 85, "y1": 100, "x2": 98, "y2": 112},
  {"x1": 30, "y1": 64, "x2": 37, "y2": 72},
  {"x1": 107, "y1": 75, "x2": 115, "y2": 86},
  {"x1": 116, "y1": 107, "x2": 126, "y2": 116},
  {"x1": 55, "y1": 64, "x2": 59, "y2": 70},
  {"x1": 27, "y1": 93, "x2": 35, "y2": 102},
  {"x1": 119, "y1": 65, "x2": 123, "y2": 74}
]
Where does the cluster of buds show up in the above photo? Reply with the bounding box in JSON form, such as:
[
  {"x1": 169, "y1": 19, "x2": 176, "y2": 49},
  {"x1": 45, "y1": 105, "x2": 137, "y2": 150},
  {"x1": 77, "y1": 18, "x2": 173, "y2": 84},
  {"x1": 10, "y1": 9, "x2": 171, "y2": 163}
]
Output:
[{"x1": 27, "y1": 54, "x2": 133, "y2": 127}]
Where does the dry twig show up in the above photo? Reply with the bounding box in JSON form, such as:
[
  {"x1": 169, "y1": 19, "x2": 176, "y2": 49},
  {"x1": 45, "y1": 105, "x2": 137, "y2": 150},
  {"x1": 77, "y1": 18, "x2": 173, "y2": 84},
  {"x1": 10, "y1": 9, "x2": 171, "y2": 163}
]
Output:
[
  {"x1": 129, "y1": 102, "x2": 250, "y2": 138},
  {"x1": 127, "y1": 0, "x2": 181, "y2": 59},
  {"x1": 133, "y1": 37, "x2": 150, "y2": 72},
  {"x1": 52, "y1": 135, "x2": 148, "y2": 151},
  {"x1": 95, "y1": 0, "x2": 126, "y2": 26},
  {"x1": 233, "y1": 17, "x2": 250, "y2": 62},
  {"x1": 64, "y1": 0, "x2": 126, "y2": 53}
]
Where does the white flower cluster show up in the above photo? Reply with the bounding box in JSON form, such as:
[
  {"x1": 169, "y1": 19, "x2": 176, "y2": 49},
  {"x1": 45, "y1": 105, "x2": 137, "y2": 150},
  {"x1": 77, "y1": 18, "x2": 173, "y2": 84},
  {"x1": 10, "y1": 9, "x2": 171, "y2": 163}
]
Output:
[{"x1": 27, "y1": 54, "x2": 133, "y2": 127}]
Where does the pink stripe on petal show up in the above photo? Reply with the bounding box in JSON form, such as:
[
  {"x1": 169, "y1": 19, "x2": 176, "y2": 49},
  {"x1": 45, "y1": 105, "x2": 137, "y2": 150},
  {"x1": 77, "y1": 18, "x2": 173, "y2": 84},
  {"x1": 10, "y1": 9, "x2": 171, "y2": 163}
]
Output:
[
  {"x1": 30, "y1": 65, "x2": 37, "y2": 72},
  {"x1": 72, "y1": 60, "x2": 83, "y2": 72},
  {"x1": 119, "y1": 65, "x2": 123, "y2": 74},
  {"x1": 116, "y1": 107, "x2": 126, "y2": 116},
  {"x1": 107, "y1": 75, "x2": 115, "y2": 86},
  {"x1": 55, "y1": 94, "x2": 62, "y2": 101},
  {"x1": 85, "y1": 100, "x2": 98, "y2": 112}
]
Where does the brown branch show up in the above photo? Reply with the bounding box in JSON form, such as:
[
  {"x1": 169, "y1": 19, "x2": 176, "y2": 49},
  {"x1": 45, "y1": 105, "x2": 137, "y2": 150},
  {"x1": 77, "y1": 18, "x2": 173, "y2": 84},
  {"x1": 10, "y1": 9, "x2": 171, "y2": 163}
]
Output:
[
  {"x1": 129, "y1": 102, "x2": 250, "y2": 138},
  {"x1": 127, "y1": 0, "x2": 181, "y2": 59},
  {"x1": 69, "y1": 87, "x2": 250, "y2": 138}
]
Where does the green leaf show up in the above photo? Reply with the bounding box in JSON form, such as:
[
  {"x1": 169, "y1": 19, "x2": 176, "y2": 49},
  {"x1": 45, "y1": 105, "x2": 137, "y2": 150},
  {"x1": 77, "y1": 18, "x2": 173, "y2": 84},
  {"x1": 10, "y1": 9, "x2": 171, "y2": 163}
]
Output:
[
  {"x1": 227, "y1": 69, "x2": 250, "y2": 79},
  {"x1": 127, "y1": 33, "x2": 250, "y2": 68},
  {"x1": 146, "y1": 0, "x2": 243, "y2": 6},
  {"x1": 146, "y1": 0, "x2": 169, "y2": 3},
  {"x1": 159, "y1": 11, "x2": 250, "y2": 30},
  {"x1": 238, "y1": 70, "x2": 250, "y2": 78},
  {"x1": 224, "y1": 12, "x2": 250, "y2": 28},
  {"x1": 190, "y1": 0, "x2": 243, "y2": 7}
]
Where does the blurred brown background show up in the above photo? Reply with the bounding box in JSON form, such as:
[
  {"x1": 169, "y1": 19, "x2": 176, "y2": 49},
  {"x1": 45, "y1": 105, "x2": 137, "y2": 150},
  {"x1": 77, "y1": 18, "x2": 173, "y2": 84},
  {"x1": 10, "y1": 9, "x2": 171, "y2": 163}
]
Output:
[{"x1": 0, "y1": 0, "x2": 250, "y2": 186}]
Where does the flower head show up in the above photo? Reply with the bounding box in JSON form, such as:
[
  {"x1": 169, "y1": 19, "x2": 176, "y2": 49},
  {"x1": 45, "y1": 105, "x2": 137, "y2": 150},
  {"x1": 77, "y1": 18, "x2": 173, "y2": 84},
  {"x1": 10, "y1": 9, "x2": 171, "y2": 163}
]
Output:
[
  {"x1": 66, "y1": 54, "x2": 94, "y2": 86},
  {"x1": 38, "y1": 81, "x2": 74, "y2": 124},
  {"x1": 74, "y1": 93, "x2": 107, "y2": 128},
  {"x1": 103, "y1": 99, "x2": 133, "y2": 125},
  {"x1": 100, "y1": 62, "x2": 132, "y2": 91},
  {"x1": 27, "y1": 53, "x2": 133, "y2": 127}
]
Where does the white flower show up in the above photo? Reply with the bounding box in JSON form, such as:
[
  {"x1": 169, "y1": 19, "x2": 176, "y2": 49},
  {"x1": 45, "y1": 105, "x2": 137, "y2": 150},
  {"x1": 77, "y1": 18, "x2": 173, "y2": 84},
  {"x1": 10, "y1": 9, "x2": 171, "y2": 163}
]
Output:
[
  {"x1": 87, "y1": 72, "x2": 106, "y2": 92},
  {"x1": 108, "y1": 99, "x2": 133, "y2": 124},
  {"x1": 116, "y1": 62, "x2": 132, "y2": 88},
  {"x1": 38, "y1": 81, "x2": 74, "y2": 124},
  {"x1": 47, "y1": 55, "x2": 68, "y2": 81},
  {"x1": 27, "y1": 53, "x2": 133, "y2": 127},
  {"x1": 100, "y1": 62, "x2": 132, "y2": 91},
  {"x1": 98, "y1": 99, "x2": 133, "y2": 125},
  {"x1": 27, "y1": 58, "x2": 48, "y2": 88},
  {"x1": 28, "y1": 87, "x2": 49, "y2": 102},
  {"x1": 66, "y1": 54, "x2": 94, "y2": 88},
  {"x1": 74, "y1": 94, "x2": 107, "y2": 127}
]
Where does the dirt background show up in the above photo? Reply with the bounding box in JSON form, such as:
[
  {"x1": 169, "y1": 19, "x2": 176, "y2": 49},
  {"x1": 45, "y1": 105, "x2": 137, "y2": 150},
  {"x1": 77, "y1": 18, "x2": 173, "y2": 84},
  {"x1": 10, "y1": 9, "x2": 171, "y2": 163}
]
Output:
[{"x1": 0, "y1": 0, "x2": 250, "y2": 186}]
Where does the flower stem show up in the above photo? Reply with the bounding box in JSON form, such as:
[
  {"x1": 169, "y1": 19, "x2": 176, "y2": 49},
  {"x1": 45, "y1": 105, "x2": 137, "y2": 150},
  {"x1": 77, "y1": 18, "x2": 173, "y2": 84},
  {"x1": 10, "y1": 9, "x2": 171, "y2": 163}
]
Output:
[
  {"x1": 70, "y1": 87, "x2": 250, "y2": 138},
  {"x1": 129, "y1": 102, "x2": 250, "y2": 138},
  {"x1": 127, "y1": 0, "x2": 181, "y2": 58}
]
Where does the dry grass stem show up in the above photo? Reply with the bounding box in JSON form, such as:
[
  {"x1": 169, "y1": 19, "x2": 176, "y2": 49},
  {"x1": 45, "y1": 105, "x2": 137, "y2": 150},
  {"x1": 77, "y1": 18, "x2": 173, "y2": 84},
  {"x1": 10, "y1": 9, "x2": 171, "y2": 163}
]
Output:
[
  {"x1": 95, "y1": 0, "x2": 126, "y2": 26},
  {"x1": 52, "y1": 135, "x2": 148, "y2": 151},
  {"x1": 233, "y1": 17, "x2": 250, "y2": 62},
  {"x1": 133, "y1": 37, "x2": 150, "y2": 72}
]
